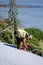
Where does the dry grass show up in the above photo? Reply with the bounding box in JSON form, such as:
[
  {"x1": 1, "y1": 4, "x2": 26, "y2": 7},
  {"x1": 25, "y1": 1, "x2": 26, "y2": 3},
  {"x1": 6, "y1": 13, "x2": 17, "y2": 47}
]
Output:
[{"x1": 39, "y1": 41, "x2": 43, "y2": 49}]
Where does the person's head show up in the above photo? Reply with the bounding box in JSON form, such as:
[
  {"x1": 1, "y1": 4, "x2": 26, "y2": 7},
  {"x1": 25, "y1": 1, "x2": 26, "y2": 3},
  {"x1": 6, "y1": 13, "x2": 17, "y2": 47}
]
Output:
[
  {"x1": 28, "y1": 35, "x2": 32, "y2": 40},
  {"x1": 25, "y1": 33, "x2": 32, "y2": 40}
]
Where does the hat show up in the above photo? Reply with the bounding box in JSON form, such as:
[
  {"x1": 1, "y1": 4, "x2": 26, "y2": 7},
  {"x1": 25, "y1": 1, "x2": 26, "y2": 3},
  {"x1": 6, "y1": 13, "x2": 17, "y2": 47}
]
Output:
[{"x1": 30, "y1": 35, "x2": 32, "y2": 39}]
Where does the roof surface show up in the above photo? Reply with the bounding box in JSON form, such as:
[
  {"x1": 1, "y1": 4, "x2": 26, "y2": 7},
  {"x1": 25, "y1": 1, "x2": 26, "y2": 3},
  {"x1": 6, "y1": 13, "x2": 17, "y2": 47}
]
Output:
[{"x1": 0, "y1": 42, "x2": 43, "y2": 65}]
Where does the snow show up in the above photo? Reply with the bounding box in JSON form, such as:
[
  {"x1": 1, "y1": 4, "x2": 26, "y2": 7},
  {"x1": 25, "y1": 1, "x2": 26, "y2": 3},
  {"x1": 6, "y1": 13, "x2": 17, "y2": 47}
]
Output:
[{"x1": 0, "y1": 42, "x2": 43, "y2": 65}]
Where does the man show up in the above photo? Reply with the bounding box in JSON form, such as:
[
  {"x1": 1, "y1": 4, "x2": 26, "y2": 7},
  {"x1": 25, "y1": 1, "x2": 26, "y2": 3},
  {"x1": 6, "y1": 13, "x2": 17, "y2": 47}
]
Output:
[{"x1": 14, "y1": 29, "x2": 32, "y2": 50}]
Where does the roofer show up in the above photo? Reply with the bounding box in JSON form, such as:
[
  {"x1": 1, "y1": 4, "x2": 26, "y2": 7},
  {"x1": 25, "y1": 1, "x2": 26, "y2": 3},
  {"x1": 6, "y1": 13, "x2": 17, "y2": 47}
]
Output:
[{"x1": 14, "y1": 29, "x2": 32, "y2": 50}]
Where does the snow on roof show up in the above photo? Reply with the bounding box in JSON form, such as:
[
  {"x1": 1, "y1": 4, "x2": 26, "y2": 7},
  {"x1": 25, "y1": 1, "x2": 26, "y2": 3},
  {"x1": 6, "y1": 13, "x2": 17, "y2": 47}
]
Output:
[{"x1": 0, "y1": 42, "x2": 43, "y2": 65}]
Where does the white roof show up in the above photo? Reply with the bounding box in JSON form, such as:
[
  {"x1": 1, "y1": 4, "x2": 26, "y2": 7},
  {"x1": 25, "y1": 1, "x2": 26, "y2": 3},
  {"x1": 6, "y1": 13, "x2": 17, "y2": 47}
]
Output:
[{"x1": 0, "y1": 42, "x2": 43, "y2": 65}]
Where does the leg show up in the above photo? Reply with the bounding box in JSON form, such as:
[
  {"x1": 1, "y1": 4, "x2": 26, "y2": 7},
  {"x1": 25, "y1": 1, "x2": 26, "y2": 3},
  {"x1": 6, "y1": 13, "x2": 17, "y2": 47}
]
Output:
[
  {"x1": 23, "y1": 38, "x2": 26, "y2": 46},
  {"x1": 23, "y1": 37, "x2": 27, "y2": 48},
  {"x1": 15, "y1": 37, "x2": 19, "y2": 49},
  {"x1": 19, "y1": 42, "x2": 23, "y2": 49},
  {"x1": 19, "y1": 42, "x2": 27, "y2": 51},
  {"x1": 17, "y1": 43, "x2": 19, "y2": 49}
]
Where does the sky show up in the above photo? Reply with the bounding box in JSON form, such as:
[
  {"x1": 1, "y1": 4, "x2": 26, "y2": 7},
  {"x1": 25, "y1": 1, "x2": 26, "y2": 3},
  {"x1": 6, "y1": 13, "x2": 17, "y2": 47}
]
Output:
[
  {"x1": 16, "y1": 0, "x2": 43, "y2": 4},
  {"x1": 0, "y1": 0, "x2": 43, "y2": 5},
  {"x1": 0, "y1": 0, "x2": 9, "y2": 4},
  {"x1": 0, "y1": 0, "x2": 43, "y2": 19}
]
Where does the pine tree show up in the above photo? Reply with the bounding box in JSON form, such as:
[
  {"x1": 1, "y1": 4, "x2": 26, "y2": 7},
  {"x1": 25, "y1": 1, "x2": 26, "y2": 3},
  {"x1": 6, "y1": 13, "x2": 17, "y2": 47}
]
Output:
[
  {"x1": 8, "y1": 0, "x2": 18, "y2": 31},
  {"x1": 8, "y1": 0, "x2": 19, "y2": 44}
]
